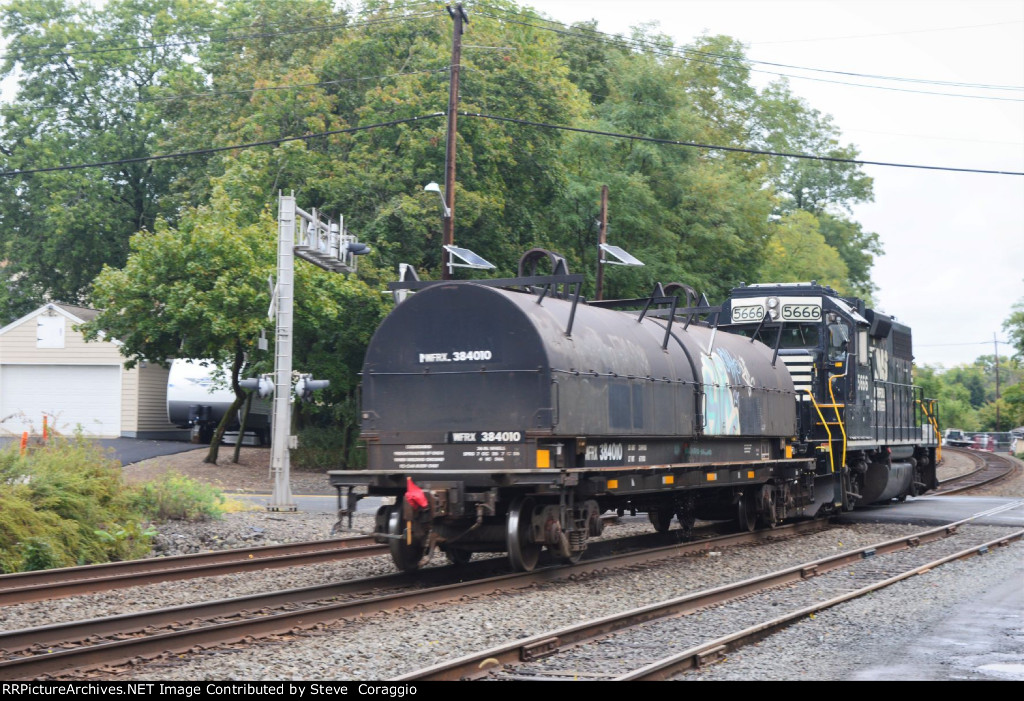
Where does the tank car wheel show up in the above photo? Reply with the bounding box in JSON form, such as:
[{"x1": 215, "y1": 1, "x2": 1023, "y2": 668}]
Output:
[
  {"x1": 387, "y1": 507, "x2": 425, "y2": 572},
  {"x1": 443, "y1": 547, "x2": 473, "y2": 566},
  {"x1": 507, "y1": 496, "x2": 542, "y2": 572},
  {"x1": 757, "y1": 485, "x2": 778, "y2": 529},
  {"x1": 737, "y1": 492, "x2": 757, "y2": 533},
  {"x1": 675, "y1": 507, "x2": 696, "y2": 538},
  {"x1": 647, "y1": 508, "x2": 673, "y2": 533}
]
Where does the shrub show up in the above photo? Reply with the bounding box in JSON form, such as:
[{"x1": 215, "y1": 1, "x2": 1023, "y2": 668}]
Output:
[
  {"x1": 0, "y1": 436, "x2": 150, "y2": 570},
  {"x1": 292, "y1": 425, "x2": 349, "y2": 471},
  {"x1": 0, "y1": 437, "x2": 225, "y2": 572},
  {"x1": 130, "y1": 472, "x2": 225, "y2": 521}
]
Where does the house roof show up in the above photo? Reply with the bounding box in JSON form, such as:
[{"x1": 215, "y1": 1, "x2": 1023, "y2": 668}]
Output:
[
  {"x1": 53, "y1": 303, "x2": 100, "y2": 322},
  {"x1": 0, "y1": 302, "x2": 109, "y2": 340}
]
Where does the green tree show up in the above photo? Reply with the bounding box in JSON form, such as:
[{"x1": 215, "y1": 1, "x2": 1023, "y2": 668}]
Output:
[
  {"x1": 1004, "y1": 293, "x2": 1024, "y2": 358},
  {"x1": 915, "y1": 365, "x2": 979, "y2": 431},
  {"x1": 0, "y1": 0, "x2": 216, "y2": 321},
  {"x1": 81, "y1": 186, "x2": 275, "y2": 463},
  {"x1": 758, "y1": 210, "x2": 850, "y2": 292}
]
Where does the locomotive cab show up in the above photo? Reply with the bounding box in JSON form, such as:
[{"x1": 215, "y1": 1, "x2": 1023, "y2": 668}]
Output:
[{"x1": 722, "y1": 283, "x2": 940, "y2": 510}]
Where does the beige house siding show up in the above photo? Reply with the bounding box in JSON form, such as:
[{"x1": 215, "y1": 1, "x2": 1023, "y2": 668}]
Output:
[
  {"x1": 0, "y1": 311, "x2": 123, "y2": 365},
  {"x1": 121, "y1": 365, "x2": 139, "y2": 433}
]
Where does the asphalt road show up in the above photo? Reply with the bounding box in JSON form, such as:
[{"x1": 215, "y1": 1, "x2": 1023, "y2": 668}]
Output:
[{"x1": 0, "y1": 436, "x2": 197, "y2": 465}]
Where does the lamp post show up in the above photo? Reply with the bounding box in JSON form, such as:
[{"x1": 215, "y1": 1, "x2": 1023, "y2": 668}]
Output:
[{"x1": 425, "y1": 181, "x2": 453, "y2": 276}]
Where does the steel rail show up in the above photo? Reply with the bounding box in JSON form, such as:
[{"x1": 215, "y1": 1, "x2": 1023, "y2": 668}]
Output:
[
  {"x1": 0, "y1": 515, "x2": 623, "y2": 605},
  {"x1": 0, "y1": 521, "x2": 826, "y2": 679},
  {"x1": 394, "y1": 503, "x2": 1024, "y2": 681},
  {"x1": 937, "y1": 449, "x2": 1017, "y2": 495},
  {"x1": 0, "y1": 536, "x2": 381, "y2": 606},
  {"x1": 620, "y1": 528, "x2": 1024, "y2": 680}
]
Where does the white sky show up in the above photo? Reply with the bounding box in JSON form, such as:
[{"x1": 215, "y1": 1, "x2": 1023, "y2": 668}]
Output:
[
  {"x1": 535, "y1": 0, "x2": 1024, "y2": 369},
  {"x1": 2, "y1": 0, "x2": 1022, "y2": 369}
]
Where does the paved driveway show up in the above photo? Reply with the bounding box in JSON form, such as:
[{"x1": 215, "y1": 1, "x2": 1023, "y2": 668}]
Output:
[{"x1": 0, "y1": 436, "x2": 197, "y2": 465}]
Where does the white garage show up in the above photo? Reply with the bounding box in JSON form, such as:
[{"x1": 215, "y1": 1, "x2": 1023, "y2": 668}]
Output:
[
  {"x1": 0, "y1": 303, "x2": 184, "y2": 439},
  {"x1": 0, "y1": 364, "x2": 121, "y2": 436}
]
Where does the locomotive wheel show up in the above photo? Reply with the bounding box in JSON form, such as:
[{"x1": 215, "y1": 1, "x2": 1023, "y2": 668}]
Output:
[
  {"x1": 387, "y1": 507, "x2": 425, "y2": 572},
  {"x1": 507, "y1": 496, "x2": 542, "y2": 572},
  {"x1": 737, "y1": 493, "x2": 757, "y2": 532},
  {"x1": 647, "y1": 508, "x2": 673, "y2": 533}
]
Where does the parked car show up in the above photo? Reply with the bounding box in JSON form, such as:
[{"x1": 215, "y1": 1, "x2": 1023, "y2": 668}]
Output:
[
  {"x1": 971, "y1": 433, "x2": 995, "y2": 451},
  {"x1": 943, "y1": 429, "x2": 972, "y2": 447}
]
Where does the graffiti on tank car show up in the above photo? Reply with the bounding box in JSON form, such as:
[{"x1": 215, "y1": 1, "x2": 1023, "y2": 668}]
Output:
[{"x1": 701, "y1": 348, "x2": 744, "y2": 435}]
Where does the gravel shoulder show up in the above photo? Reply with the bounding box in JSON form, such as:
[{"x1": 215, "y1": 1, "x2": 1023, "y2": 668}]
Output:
[{"x1": 121, "y1": 445, "x2": 335, "y2": 495}]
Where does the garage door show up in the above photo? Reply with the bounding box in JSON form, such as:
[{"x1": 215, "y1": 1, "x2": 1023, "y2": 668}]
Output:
[{"x1": 0, "y1": 365, "x2": 121, "y2": 437}]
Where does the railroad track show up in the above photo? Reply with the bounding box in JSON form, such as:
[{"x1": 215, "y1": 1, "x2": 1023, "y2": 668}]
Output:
[
  {"x1": 0, "y1": 535, "x2": 382, "y2": 605},
  {"x1": 0, "y1": 520, "x2": 829, "y2": 680},
  {"x1": 3, "y1": 450, "x2": 1008, "y2": 609},
  {"x1": 0, "y1": 515, "x2": 629, "y2": 606},
  {"x1": 396, "y1": 502, "x2": 1024, "y2": 681},
  {"x1": 937, "y1": 448, "x2": 1018, "y2": 495}
]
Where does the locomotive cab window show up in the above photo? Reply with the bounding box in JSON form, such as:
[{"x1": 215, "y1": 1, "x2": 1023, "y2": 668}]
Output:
[
  {"x1": 734, "y1": 323, "x2": 820, "y2": 349},
  {"x1": 827, "y1": 320, "x2": 850, "y2": 360}
]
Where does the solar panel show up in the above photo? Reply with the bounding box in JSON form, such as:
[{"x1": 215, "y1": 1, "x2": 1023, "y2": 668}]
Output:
[
  {"x1": 444, "y1": 245, "x2": 496, "y2": 269},
  {"x1": 599, "y1": 244, "x2": 644, "y2": 267}
]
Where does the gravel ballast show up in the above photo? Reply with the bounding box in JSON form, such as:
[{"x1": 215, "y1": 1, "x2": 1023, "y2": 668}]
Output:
[{"x1": 5, "y1": 450, "x2": 1021, "y2": 682}]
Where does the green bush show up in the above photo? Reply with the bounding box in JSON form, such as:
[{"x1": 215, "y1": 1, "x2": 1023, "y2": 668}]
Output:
[
  {"x1": 130, "y1": 472, "x2": 225, "y2": 521},
  {"x1": 0, "y1": 437, "x2": 225, "y2": 573},
  {"x1": 292, "y1": 425, "x2": 350, "y2": 471}
]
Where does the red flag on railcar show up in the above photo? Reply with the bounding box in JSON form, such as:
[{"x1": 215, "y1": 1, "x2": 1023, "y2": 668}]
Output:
[{"x1": 405, "y1": 477, "x2": 428, "y2": 509}]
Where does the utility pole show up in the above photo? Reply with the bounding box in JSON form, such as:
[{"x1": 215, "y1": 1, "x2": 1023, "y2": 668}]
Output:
[
  {"x1": 595, "y1": 185, "x2": 609, "y2": 300},
  {"x1": 441, "y1": 3, "x2": 467, "y2": 279},
  {"x1": 269, "y1": 195, "x2": 297, "y2": 511}
]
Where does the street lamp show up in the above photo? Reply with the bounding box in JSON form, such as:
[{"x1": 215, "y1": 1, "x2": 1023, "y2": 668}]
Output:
[{"x1": 424, "y1": 182, "x2": 451, "y2": 218}]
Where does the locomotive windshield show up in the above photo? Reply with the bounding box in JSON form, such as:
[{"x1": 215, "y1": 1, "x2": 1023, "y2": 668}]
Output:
[{"x1": 732, "y1": 322, "x2": 821, "y2": 349}]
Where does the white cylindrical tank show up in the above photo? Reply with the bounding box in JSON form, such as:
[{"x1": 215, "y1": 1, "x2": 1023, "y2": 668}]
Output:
[{"x1": 166, "y1": 359, "x2": 270, "y2": 432}]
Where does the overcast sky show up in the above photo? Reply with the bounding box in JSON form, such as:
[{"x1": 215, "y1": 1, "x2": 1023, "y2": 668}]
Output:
[
  {"x1": 535, "y1": 0, "x2": 1024, "y2": 369},
  {"x1": 2, "y1": 1, "x2": 1021, "y2": 369}
]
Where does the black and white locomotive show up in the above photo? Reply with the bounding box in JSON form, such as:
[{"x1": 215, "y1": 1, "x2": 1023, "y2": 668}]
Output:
[{"x1": 329, "y1": 252, "x2": 940, "y2": 572}]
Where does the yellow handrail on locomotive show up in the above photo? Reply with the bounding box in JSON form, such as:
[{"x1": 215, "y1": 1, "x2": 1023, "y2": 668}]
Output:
[
  {"x1": 917, "y1": 398, "x2": 942, "y2": 462},
  {"x1": 827, "y1": 363, "x2": 850, "y2": 472},
  {"x1": 803, "y1": 389, "x2": 836, "y2": 474}
]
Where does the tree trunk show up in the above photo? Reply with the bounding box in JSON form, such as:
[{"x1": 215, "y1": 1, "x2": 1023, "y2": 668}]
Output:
[
  {"x1": 233, "y1": 391, "x2": 254, "y2": 464},
  {"x1": 203, "y1": 344, "x2": 247, "y2": 465}
]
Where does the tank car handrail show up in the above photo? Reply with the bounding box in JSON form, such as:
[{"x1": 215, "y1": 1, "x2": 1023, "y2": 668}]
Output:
[{"x1": 387, "y1": 273, "x2": 585, "y2": 291}]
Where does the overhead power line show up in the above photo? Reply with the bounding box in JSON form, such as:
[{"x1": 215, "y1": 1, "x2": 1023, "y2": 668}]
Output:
[
  {"x1": 458, "y1": 111, "x2": 1024, "y2": 176},
  {"x1": 0, "y1": 113, "x2": 446, "y2": 178},
  {"x1": 2, "y1": 109, "x2": 1019, "y2": 179},
  {"x1": 472, "y1": 6, "x2": 1024, "y2": 100}
]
